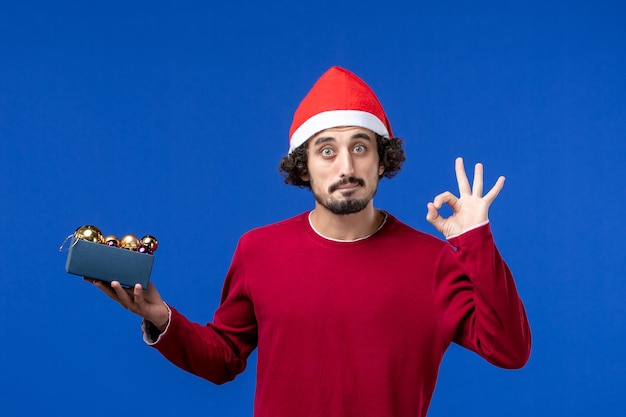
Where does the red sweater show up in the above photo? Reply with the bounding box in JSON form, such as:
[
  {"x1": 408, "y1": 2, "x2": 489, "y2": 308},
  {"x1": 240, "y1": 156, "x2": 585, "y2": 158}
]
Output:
[{"x1": 151, "y1": 212, "x2": 531, "y2": 417}]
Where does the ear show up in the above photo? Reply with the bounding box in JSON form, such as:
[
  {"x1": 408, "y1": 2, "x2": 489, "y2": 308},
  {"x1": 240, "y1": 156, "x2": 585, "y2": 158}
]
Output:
[
  {"x1": 378, "y1": 164, "x2": 385, "y2": 176},
  {"x1": 300, "y1": 173, "x2": 310, "y2": 182}
]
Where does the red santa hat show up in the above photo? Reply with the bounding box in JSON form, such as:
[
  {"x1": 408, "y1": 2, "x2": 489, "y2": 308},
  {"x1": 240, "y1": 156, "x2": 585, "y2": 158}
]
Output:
[{"x1": 288, "y1": 66, "x2": 393, "y2": 153}]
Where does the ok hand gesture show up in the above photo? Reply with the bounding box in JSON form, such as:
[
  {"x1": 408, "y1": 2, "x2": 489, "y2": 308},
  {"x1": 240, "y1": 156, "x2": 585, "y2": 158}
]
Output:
[{"x1": 426, "y1": 157, "x2": 505, "y2": 238}]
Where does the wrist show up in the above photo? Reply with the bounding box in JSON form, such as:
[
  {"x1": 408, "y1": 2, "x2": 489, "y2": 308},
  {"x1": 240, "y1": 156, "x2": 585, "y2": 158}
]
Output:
[
  {"x1": 148, "y1": 302, "x2": 170, "y2": 332},
  {"x1": 446, "y1": 220, "x2": 490, "y2": 240}
]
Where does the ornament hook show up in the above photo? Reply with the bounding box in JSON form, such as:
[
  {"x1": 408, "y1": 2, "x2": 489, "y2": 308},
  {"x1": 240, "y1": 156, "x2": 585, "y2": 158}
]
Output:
[{"x1": 58, "y1": 234, "x2": 77, "y2": 252}]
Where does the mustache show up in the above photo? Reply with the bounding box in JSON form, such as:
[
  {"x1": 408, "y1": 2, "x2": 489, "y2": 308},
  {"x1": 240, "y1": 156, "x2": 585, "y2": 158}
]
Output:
[{"x1": 328, "y1": 177, "x2": 365, "y2": 193}]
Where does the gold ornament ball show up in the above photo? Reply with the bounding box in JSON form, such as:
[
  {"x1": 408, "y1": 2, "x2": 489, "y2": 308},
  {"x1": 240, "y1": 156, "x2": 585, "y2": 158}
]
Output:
[
  {"x1": 139, "y1": 235, "x2": 158, "y2": 253},
  {"x1": 104, "y1": 235, "x2": 120, "y2": 247},
  {"x1": 74, "y1": 225, "x2": 104, "y2": 243},
  {"x1": 119, "y1": 234, "x2": 139, "y2": 251}
]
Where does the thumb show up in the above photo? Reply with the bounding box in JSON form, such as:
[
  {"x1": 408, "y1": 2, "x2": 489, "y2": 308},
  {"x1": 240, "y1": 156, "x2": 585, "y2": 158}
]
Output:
[{"x1": 426, "y1": 202, "x2": 445, "y2": 230}]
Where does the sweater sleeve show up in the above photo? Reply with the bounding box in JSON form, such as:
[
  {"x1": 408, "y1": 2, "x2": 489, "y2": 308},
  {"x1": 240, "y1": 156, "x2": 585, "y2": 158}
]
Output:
[
  {"x1": 436, "y1": 223, "x2": 531, "y2": 369},
  {"x1": 147, "y1": 241, "x2": 258, "y2": 384}
]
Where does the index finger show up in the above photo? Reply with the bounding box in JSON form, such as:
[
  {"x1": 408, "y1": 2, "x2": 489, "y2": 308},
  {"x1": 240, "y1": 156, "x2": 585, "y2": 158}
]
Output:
[{"x1": 110, "y1": 281, "x2": 136, "y2": 307}]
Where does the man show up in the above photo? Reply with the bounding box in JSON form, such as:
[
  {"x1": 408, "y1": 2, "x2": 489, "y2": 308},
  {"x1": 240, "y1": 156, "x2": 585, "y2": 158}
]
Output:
[{"x1": 89, "y1": 66, "x2": 531, "y2": 417}]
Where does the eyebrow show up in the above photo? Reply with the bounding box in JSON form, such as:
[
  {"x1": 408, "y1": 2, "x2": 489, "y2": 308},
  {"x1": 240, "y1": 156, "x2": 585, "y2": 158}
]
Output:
[{"x1": 313, "y1": 132, "x2": 374, "y2": 146}]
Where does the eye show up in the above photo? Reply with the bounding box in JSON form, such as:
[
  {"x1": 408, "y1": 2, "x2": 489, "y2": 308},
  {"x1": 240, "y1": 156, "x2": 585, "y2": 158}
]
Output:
[
  {"x1": 353, "y1": 144, "x2": 366, "y2": 153},
  {"x1": 321, "y1": 147, "x2": 334, "y2": 157}
]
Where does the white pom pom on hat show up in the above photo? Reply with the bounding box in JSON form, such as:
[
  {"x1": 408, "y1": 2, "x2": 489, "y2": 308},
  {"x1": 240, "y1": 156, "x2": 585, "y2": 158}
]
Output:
[{"x1": 288, "y1": 66, "x2": 393, "y2": 154}]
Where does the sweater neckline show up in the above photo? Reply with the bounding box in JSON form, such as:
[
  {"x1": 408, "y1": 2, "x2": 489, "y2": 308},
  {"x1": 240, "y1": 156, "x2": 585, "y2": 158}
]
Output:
[{"x1": 307, "y1": 210, "x2": 388, "y2": 243}]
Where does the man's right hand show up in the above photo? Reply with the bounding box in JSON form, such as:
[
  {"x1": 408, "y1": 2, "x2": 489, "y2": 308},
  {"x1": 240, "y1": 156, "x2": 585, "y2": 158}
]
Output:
[{"x1": 83, "y1": 278, "x2": 170, "y2": 332}]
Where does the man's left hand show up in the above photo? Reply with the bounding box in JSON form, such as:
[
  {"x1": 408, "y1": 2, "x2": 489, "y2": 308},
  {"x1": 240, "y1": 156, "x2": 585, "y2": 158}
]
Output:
[{"x1": 426, "y1": 157, "x2": 505, "y2": 238}]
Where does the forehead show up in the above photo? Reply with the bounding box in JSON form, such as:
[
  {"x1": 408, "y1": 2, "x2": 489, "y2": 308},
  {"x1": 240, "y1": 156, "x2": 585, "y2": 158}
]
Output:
[{"x1": 308, "y1": 126, "x2": 376, "y2": 146}]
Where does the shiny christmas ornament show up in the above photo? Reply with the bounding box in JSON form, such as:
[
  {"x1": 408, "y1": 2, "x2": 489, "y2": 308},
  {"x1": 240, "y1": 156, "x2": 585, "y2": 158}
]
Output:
[
  {"x1": 119, "y1": 234, "x2": 139, "y2": 251},
  {"x1": 138, "y1": 235, "x2": 158, "y2": 254},
  {"x1": 104, "y1": 235, "x2": 120, "y2": 247},
  {"x1": 74, "y1": 225, "x2": 104, "y2": 243}
]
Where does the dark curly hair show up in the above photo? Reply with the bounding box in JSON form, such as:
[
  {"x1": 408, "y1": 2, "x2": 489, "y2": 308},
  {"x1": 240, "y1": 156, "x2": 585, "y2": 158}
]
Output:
[{"x1": 279, "y1": 134, "x2": 406, "y2": 189}]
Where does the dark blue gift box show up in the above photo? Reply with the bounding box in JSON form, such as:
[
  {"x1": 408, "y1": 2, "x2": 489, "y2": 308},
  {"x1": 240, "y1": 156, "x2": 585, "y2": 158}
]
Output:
[{"x1": 65, "y1": 237, "x2": 154, "y2": 288}]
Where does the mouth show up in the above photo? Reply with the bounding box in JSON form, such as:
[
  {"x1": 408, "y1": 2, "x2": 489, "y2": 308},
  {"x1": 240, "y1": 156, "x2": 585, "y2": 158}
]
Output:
[
  {"x1": 337, "y1": 183, "x2": 359, "y2": 190},
  {"x1": 329, "y1": 177, "x2": 365, "y2": 193}
]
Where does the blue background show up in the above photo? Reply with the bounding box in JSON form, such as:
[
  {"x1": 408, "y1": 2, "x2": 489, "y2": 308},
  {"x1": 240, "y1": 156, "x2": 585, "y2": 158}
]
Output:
[{"x1": 1, "y1": 1, "x2": 624, "y2": 415}]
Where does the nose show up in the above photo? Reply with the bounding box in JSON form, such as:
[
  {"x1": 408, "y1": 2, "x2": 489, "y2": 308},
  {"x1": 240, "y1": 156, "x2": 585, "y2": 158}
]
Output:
[{"x1": 337, "y1": 150, "x2": 355, "y2": 178}]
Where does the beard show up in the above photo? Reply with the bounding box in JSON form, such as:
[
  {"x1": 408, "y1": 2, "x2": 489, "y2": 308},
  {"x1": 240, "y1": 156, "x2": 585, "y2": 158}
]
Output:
[
  {"x1": 314, "y1": 195, "x2": 371, "y2": 215},
  {"x1": 312, "y1": 176, "x2": 377, "y2": 215}
]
